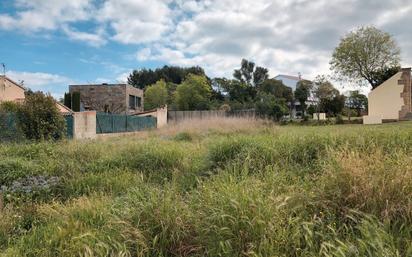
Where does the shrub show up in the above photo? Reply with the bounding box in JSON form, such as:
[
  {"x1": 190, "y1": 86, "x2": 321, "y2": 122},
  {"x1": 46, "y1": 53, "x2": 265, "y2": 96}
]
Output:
[
  {"x1": 0, "y1": 102, "x2": 25, "y2": 141},
  {"x1": 16, "y1": 92, "x2": 66, "y2": 140}
]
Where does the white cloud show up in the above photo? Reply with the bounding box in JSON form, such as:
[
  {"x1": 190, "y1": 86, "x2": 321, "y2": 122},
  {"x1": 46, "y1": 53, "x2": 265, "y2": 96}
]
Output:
[
  {"x1": 2, "y1": 0, "x2": 412, "y2": 94},
  {"x1": 0, "y1": 0, "x2": 93, "y2": 31},
  {"x1": 62, "y1": 26, "x2": 107, "y2": 47},
  {"x1": 6, "y1": 70, "x2": 73, "y2": 97},
  {"x1": 97, "y1": 0, "x2": 172, "y2": 44}
]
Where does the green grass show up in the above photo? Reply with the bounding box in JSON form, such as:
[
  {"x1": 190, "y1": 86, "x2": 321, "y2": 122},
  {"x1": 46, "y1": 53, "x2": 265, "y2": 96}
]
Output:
[{"x1": 0, "y1": 121, "x2": 412, "y2": 256}]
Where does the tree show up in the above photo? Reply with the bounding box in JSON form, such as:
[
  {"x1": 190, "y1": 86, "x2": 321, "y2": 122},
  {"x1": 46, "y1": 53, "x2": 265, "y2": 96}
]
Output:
[
  {"x1": 294, "y1": 80, "x2": 313, "y2": 116},
  {"x1": 17, "y1": 92, "x2": 66, "y2": 140},
  {"x1": 313, "y1": 76, "x2": 342, "y2": 118},
  {"x1": 144, "y1": 80, "x2": 168, "y2": 110},
  {"x1": 173, "y1": 74, "x2": 212, "y2": 110},
  {"x1": 128, "y1": 65, "x2": 206, "y2": 89},
  {"x1": 322, "y1": 94, "x2": 346, "y2": 116},
  {"x1": 347, "y1": 90, "x2": 368, "y2": 116},
  {"x1": 330, "y1": 26, "x2": 401, "y2": 89},
  {"x1": 233, "y1": 59, "x2": 269, "y2": 88},
  {"x1": 255, "y1": 92, "x2": 289, "y2": 121},
  {"x1": 214, "y1": 78, "x2": 255, "y2": 104}
]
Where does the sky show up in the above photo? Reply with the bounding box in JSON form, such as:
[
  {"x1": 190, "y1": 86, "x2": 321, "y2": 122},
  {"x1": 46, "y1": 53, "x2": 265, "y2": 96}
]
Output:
[{"x1": 0, "y1": 0, "x2": 411, "y2": 98}]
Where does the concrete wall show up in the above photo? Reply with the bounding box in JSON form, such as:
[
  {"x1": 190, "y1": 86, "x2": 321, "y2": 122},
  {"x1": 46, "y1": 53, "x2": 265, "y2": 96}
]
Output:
[
  {"x1": 313, "y1": 113, "x2": 326, "y2": 120},
  {"x1": 136, "y1": 106, "x2": 168, "y2": 128},
  {"x1": 366, "y1": 71, "x2": 404, "y2": 120},
  {"x1": 73, "y1": 111, "x2": 96, "y2": 139},
  {"x1": 0, "y1": 77, "x2": 25, "y2": 102}
]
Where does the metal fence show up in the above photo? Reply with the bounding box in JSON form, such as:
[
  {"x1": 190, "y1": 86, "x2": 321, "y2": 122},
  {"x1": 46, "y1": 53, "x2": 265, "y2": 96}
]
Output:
[
  {"x1": 64, "y1": 115, "x2": 74, "y2": 138},
  {"x1": 167, "y1": 109, "x2": 256, "y2": 123},
  {"x1": 96, "y1": 113, "x2": 157, "y2": 134},
  {"x1": 0, "y1": 112, "x2": 23, "y2": 141}
]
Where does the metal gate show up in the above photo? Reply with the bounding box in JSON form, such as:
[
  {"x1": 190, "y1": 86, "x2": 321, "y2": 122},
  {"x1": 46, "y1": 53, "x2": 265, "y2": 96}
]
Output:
[{"x1": 96, "y1": 113, "x2": 156, "y2": 134}]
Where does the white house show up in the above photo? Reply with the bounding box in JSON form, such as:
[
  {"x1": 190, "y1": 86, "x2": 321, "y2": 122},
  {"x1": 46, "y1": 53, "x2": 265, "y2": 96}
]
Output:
[{"x1": 274, "y1": 74, "x2": 315, "y2": 118}]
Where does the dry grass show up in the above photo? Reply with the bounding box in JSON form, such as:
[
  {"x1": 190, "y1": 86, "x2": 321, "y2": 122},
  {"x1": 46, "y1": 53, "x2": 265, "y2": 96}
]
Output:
[{"x1": 154, "y1": 117, "x2": 269, "y2": 137}]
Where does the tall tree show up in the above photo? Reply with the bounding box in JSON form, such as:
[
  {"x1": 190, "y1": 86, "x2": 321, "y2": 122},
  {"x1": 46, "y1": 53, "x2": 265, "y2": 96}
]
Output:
[
  {"x1": 294, "y1": 80, "x2": 313, "y2": 116},
  {"x1": 173, "y1": 74, "x2": 212, "y2": 110},
  {"x1": 330, "y1": 26, "x2": 401, "y2": 89},
  {"x1": 347, "y1": 90, "x2": 368, "y2": 116},
  {"x1": 312, "y1": 75, "x2": 343, "y2": 117},
  {"x1": 128, "y1": 65, "x2": 206, "y2": 89},
  {"x1": 259, "y1": 79, "x2": 293, "y2": 103},
  {"x1": 233, "y1": 59, "x2": 269, "y2": 88},
  {"x1": 144, "y1": 80, "x2": 168, "y2": 110}
]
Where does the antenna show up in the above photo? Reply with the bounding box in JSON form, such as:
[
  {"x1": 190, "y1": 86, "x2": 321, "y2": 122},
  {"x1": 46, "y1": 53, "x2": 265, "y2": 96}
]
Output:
[{"x1": 1, "y1": 63, "x2": 5, "y2": 77}]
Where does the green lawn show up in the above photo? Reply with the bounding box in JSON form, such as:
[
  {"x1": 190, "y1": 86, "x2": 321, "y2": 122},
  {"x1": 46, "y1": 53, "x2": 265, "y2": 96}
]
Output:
[{"x1": 0, "y1": 120, "x2": 411, "y2": 256}]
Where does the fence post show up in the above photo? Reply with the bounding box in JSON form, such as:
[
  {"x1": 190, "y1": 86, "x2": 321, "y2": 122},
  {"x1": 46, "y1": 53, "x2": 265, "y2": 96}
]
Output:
[
  {"x1": 0, "y1": 192, "x2": 3, "y2": 211},
  {"x1": 125, "y1": 115, "x2": 128, "y2": 132},
  {"x1": 111, "y1": 114, "x2": 114, "y2": 133}
]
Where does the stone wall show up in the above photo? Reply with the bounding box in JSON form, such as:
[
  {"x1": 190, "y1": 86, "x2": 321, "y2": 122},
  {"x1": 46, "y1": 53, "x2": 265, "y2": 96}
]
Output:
[
  {"x1": 399, "y1": 68, "x2": 412, "y2": 120},
  {"x1": 69, "y1": 84, "x2": 143, "y2": 114}
]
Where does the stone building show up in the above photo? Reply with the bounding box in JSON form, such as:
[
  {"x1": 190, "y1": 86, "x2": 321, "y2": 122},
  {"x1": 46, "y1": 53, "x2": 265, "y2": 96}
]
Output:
[{"x1": 69, "y1": 83, "x2": 144, "y2": 114}]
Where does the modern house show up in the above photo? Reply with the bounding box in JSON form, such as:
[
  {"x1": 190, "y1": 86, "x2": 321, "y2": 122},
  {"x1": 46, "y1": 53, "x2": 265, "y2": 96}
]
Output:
[
  {"x1": 0, "y1": 75, "x2": 25, "y2": 103},
  {"x1": 0, "y1": 75, "x2": 72, "y2": 114},
  {"x1": 69, "y1": 83, "x2": 144, "y2": 114},
  {"x1": 274, "y1": 74, "x2": 315, "y2": 118},
  {"x1": 363, "y1": 68, "x2": 412, "y2": 124}
]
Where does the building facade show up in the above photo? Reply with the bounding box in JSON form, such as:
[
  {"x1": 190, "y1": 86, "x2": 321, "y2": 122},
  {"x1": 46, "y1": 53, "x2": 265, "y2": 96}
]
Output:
[
  {"x1": 69, "y1": 83, "x2": 144, "y2": 114},
  {"x1": 364, "y1": 68, "x2": 412, "y2": 124},
  {"x1": 0, "y1": 76, "x2": 25, "y2": 103}
]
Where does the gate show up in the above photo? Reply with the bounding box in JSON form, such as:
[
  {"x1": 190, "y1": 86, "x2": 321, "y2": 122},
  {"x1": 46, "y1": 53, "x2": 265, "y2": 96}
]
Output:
[{"x1": 96, "y1": 113, "x2": 156, "y2": 134}]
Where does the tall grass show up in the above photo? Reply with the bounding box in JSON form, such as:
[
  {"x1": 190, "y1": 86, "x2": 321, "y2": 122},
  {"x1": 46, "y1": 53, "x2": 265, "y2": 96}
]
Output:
[{"x1": 0, "y1": 120, "x2": 412, "y2": 256}]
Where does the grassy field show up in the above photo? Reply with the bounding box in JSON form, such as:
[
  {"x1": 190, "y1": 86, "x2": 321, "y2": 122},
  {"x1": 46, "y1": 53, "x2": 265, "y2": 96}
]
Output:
[{"x1": 0, "y1": 118, "x2": 412, "y2": 257}]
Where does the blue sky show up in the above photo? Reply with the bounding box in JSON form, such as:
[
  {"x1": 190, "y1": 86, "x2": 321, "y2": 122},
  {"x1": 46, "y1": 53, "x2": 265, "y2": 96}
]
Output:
[{"x1": 1, "y1": 0, "x2": 412, "y2": 98}]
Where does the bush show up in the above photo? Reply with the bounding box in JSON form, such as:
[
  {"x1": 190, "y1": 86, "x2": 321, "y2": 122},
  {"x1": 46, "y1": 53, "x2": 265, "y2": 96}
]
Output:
[
  {"x1": 335, "y1": 114, "x2": 344, "y2": 124},
  {"x1": 16, "y1": 92, "x2": 66, "y2": 140}
]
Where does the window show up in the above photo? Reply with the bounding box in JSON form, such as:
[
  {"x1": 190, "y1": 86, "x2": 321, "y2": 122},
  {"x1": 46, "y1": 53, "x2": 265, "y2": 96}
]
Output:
[
  {"x1": 129, "y1": 95, "x2": 136, "y2": 109},
  {"x1": 129, "y1": 95, "x2": 142, "y2": 110}
]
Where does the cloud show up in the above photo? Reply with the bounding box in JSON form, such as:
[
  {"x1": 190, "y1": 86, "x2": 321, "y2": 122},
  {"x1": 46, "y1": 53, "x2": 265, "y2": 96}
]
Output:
[
  {"x1": 97, "y1": 0, "x2": 172, "y2": 44},
  {"x1": 6, "y1": 70, "x2": 74, "y2": 97},
  {"x1": 2, "y1": 0, "x2": 412, "y2": 94},
  {"x1": 62, "y1": 26, "x2": 107, "y2": 47},
  {"x1": 0, "y1": 0, "x2": 93, "y2": 31}
]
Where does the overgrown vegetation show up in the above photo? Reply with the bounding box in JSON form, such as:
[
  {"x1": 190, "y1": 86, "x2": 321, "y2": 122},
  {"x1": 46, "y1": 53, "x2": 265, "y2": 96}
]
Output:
[
  {"x1": 0, "y1": 92, "x2": 66, "y2": 141},
  {"x1": 0, "y1": 120, "x2": 411, "y2": 256}
]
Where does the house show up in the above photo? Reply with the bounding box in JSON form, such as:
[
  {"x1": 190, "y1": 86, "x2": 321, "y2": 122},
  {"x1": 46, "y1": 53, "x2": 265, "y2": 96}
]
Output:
[
  {"x1": 0, "y1": 75, "x2": 25, "y2": 103},
  {"x1": 69, "y1": 83, "x2": 144, "y2": 114},
  {"x1": 274, "y1": 74, "x2": 315, "y2": 118},
  {"x1": 0, "y1": 75, "x2": 73, "y2": 115},
  {"x1": 363, "y1": 68, "x2": 412, "y2": 124}
]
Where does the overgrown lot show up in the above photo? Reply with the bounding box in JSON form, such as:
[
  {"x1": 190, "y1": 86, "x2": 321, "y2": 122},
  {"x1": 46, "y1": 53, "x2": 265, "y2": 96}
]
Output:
[{"x1": 0, "y1": 119, "x2": 412, "y2": 257}]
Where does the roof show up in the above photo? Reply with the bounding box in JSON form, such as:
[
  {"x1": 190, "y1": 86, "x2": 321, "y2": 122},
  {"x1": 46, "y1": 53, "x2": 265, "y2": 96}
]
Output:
[
  {"x1": 69, "y1": 83, "x2": 129, "y2": 87},
  {"x1": 274, "y1": 74, "x2": 301, "y2": 81},
  {"x1": 275, "y1": 74, "x2": 312, "y2": 81},
  {"x1": 0, "y1": 75, "x2": 26, "y2": 91},
  {"x1": 55, "y1": 101, "x2": 73, "y2": 114}
]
